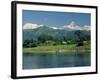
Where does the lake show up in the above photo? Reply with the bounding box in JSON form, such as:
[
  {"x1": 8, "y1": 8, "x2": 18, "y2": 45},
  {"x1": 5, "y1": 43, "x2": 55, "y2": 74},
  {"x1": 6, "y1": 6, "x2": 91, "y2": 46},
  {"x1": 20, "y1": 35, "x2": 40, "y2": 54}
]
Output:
[{"x1": 23, "y1": 51, "x2": 90, "y2": 69}]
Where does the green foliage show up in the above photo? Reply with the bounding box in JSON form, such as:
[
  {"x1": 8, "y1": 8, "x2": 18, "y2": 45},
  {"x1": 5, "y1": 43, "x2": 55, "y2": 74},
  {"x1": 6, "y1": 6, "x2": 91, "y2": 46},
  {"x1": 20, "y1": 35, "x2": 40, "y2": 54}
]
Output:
[
  {"x1": 23, "y1": 26, "x2": 90, "y2": 48},
  {"x1": 38, "y1": 35, "x2": 52, "y2": 43},
  {"x1": 23, "y1": 26, "x2": 90, "y2": 43},
  {"x1": 23, "y1": 43, "x2": 90, "y2": 53},
  {"x1": 23, "y1": 40, "x2": 37, "y2": 48},
  {"x1": 76, "y1": 41, "x2": 84, "y2": 47}
]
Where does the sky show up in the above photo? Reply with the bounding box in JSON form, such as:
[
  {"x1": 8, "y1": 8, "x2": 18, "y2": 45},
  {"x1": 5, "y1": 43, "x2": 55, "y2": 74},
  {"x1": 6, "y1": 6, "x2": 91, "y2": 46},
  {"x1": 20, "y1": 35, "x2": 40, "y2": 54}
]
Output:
[{"x1": 22, "y1": 10, "x2": 91, "y2": 28}]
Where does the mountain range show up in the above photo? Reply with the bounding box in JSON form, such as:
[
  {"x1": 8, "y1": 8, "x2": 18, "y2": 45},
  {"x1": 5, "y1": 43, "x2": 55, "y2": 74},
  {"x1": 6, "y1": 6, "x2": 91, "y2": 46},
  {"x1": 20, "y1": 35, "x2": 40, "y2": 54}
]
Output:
[
  {"x1": 23, "y1": 22, "x2": 90, "y2": 42},
  {"x1": 23, "y1": 21, "x2": 90, "y2": 31}
]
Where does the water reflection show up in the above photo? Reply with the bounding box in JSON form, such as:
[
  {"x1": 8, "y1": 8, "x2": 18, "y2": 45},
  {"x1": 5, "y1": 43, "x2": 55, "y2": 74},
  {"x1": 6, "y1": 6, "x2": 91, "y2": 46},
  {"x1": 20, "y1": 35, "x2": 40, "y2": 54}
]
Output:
[{"x1": 23, "y1": 52, "x2": 90, "y2": 69}]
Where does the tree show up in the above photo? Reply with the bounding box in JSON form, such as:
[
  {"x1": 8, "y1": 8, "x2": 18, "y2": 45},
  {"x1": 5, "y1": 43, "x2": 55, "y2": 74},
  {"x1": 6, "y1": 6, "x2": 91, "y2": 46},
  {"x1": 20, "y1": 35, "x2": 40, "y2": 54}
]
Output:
[
  {"x1": 38, "y1": 35, "x2": 52, "y2": 43},
  {"x1": 23, "y1": 40, "x2": 30, "y2": 48},
  {"x1": 76, "y1": 42, "x2": 84, "y2": 47},
  {"x1": 23, "y1": 39, "x2": 37, "y2": 48},
  {"x1": 28, "y1": 42, "x2": 37, "y2": 47}
]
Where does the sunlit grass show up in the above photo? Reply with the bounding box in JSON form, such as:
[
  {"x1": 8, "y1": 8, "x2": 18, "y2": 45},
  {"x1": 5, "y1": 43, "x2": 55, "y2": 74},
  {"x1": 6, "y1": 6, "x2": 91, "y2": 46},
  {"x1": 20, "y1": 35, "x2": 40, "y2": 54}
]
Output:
[{"x1": 23, "y1": 43, "x2": 90, "y2": 53}]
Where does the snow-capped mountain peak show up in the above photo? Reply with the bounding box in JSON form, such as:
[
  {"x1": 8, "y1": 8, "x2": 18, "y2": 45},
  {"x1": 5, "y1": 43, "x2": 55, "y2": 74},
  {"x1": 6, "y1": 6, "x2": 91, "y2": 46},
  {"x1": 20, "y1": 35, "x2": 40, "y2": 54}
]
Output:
[
  {"x1": 23, "y1": 22, "x2": 90, "y2": 31},
  {"x1": 63, "y1": 21, "x2": 90, "y2": 31}
]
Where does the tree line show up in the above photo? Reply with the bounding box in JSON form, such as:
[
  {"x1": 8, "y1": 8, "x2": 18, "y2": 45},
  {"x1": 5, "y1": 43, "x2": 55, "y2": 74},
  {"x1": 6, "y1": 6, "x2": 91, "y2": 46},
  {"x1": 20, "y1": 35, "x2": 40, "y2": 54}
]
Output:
[{"x1": 23, "y1": 31, "x2": 90, "y2": 48}]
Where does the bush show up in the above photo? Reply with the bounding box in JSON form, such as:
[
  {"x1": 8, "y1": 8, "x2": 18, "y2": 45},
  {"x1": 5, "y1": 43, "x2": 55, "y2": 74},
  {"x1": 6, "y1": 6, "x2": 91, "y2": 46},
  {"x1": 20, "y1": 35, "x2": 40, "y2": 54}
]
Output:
[
  {"x1": 29, "y1": 42, "x2": 37, "y2": 47},
  {"x1": 76, "y1": 42, "x2": 84, "y2": 47},
  {"x1": 53, "y1": 43, "x2": 57, "y2": 46},
  {"x1": 23, "y1": 40, "x2": 38, "y2": 48}
]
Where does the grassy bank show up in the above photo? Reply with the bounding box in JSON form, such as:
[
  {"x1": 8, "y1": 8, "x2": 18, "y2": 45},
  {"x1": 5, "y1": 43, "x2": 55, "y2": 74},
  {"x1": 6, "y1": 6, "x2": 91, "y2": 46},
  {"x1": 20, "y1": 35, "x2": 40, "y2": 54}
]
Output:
[{"x1": 23, "y1": 44, "x2": 90, "y2": 53}]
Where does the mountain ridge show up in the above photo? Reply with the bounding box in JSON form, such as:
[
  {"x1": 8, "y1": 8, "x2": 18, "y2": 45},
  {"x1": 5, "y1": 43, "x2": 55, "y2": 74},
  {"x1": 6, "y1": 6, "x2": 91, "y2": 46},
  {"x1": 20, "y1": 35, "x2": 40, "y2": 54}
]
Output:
[
  {"x1": 23, "y1": 22, "x2": 90, "y2": 31},
  {"x1": 23, "y1": 24, "x2": 90, "y2": 42}
]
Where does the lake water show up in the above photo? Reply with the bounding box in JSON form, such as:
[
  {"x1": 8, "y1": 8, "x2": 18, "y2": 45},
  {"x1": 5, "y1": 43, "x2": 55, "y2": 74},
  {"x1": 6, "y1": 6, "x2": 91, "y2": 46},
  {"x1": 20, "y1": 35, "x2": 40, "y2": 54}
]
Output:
[{"x1": 23, "y1": 51, "x2": 90, "y2": 69}]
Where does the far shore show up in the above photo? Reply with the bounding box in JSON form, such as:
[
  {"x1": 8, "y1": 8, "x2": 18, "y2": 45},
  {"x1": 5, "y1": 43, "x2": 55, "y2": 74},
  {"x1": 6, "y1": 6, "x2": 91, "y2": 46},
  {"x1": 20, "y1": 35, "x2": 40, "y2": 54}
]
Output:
[
  {"x1": 23, "y1": 44, "x2": 90, "y2": 54},
  {"x1": 23, "y1": 49, "x2": 90, "y2": 54}
]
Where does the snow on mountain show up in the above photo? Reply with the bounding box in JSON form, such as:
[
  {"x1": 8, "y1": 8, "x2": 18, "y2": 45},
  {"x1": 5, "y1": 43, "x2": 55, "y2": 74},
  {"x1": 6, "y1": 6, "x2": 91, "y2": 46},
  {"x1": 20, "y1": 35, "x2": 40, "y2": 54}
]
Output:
[
  {"x1": 83, "y1": 25, "x2": 91, "y2": 31},
  {"x1": 50, "y1": 27, "x2": 58, "y2": 29},
  {"x1": 23, "y1": 23, "x2": 43, "y2": 29},
  {"x1": 23, "y1": 23, "x2": 60, "y2": 30},
  {"x1": 63, "y1": 21, "x2": 90, "y2": 31},
  {"x1": 23, "y1": 22, "x2": 90, "y2": 31},
  {"x1": 50, "y1": 27, "x2": 63, "y2": 30}
]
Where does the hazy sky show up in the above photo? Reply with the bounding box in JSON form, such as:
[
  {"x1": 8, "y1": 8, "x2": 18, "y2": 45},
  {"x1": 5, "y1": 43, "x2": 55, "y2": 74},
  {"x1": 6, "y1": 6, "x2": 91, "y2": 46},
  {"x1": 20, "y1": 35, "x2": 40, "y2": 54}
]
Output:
[{"x1": 22, "y1": 10, "x2": 91, "y2": 27}]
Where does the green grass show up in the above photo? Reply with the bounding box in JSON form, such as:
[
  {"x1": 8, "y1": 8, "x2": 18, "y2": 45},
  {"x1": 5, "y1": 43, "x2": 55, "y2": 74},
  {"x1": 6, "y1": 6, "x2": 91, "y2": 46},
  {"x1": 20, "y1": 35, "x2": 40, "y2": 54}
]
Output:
[{"x1": 23, "y1": 44, "x2": 90, "y2": 53}]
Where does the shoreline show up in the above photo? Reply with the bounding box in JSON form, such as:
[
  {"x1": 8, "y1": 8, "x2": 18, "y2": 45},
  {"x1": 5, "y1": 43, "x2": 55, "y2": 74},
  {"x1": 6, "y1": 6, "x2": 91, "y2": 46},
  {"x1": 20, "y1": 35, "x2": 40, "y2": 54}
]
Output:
[
  {"x1": 23, "y1": 49, "x2": 90, "y2": 54},
  {"x1": 23, "y1": 44, "x2": 90, "y2": 54}
]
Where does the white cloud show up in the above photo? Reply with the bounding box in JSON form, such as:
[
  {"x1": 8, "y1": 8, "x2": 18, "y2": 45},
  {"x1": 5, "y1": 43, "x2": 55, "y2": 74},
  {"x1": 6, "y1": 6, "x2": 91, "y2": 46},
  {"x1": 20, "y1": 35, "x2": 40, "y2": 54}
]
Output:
[
  {"x1": 23, "y1": 22, "x2": 90, "y2": 31},
  {"x1": 23, "y1": 23, "x2": 42, "y2": 29}
]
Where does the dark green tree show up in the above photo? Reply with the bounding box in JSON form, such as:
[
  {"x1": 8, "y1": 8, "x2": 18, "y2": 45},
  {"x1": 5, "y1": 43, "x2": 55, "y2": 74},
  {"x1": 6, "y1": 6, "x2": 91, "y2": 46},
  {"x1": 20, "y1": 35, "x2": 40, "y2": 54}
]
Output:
[{"x1": 38, "y1": 35, "x2": 52, "y2": 43}]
